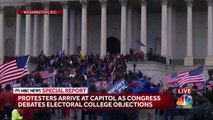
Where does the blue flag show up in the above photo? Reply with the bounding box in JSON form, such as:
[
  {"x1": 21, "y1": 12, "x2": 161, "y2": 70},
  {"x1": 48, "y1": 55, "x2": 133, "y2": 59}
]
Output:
[{"x1": 108, "y1": 80, "x2": 129, "y2": 93}]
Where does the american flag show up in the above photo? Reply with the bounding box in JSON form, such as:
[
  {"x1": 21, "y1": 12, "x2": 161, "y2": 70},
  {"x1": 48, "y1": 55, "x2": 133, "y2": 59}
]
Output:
[
  {"x1": 0, "y1": 56, "x2": 29, "y2": 84},
  {"x1": 39, "y1": 71, "x2": 55, "y2": 79},
  {"x1": 164, "y1": 73, "x2": 178, "y2": 84},
  {"x1": 178, "y1": 66, "x2": 205, "y2": 87},
  {"x1": 171, "y1": 85, "x2": 179, "y2": 94}
]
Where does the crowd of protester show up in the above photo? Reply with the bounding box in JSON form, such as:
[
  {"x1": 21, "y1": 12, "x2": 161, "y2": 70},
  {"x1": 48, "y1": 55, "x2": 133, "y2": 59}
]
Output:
[
  {"x1": 4, "y1": 48, "x2": 166, "y2": 65},
  {"x1": 0, "y1": 51, "x2": 213, "y2": 120},
  {"x1": 0, "y1": 51, "x2": 159, "y2": 120}
]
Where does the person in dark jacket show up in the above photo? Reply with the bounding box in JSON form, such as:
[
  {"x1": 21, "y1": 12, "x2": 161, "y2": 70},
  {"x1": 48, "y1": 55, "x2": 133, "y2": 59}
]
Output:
[
  {"x1": 86, "y1": 84, "x2": 97, "y2": 120},
  {"x1": 134, "y1": 79, "x2": 159, "y2": 120},
  {"x1": 190, "y1": 92, "x2": 211, "y2": 120},
  {"x1": 164, "y1": 87, "x2": 176, "y2": 120},
  {"x1": 33, "y1": 84, "x2": 52, "y2": 120},
  {"x1": 33, "y1": 109, "x2": 52, "y2": 120},
  {"x1": 204, "y1": 87, "x2": 213, "y2": 104},
  {"x1": 1, "y1": 84, "x2": 13, "y2": 120},
  {"x1": 70, "y1": 81, "x2": 82, "y2": 120},
  {"x1": 0, "y1": 87, "x2": 5, "y2": 119},
  {"x1": 147, "y1": 48, "x2": 153, "y2": 61}
]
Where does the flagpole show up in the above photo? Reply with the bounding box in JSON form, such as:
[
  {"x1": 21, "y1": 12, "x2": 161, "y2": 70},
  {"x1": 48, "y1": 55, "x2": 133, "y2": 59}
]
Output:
[{"x1": 204, "y1": 66, "x2": 207, "y2": 94}]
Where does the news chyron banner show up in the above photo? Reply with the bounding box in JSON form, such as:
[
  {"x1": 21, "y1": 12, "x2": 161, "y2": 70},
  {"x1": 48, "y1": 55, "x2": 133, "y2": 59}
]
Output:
[{"x1": 13, "y1": 88, "x2": 175, "y2": 110}]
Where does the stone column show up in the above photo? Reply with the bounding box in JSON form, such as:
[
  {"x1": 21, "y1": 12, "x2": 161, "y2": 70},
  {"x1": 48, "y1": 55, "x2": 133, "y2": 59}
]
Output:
[
  {"x1": 80, "y1": 0, "x2": 88, "y2": 54},
  {"x1": 127, "y1": 6, "x2": 133, "y2": 52},
  {"x1": 33, "y1": 15, "x2": 38, "y2": 56},
  {"x1": 140, "y1": 0, "x2": 147, "y2": 54},
  {"x1": 43, "y1": 2, "x2": 50, "y2": 56},
  {"x1": 25, "y1": 4, "x2": 31, "y2": 55},
  {"x1": 161, "y1": 0, "x2": 168, "y2": 57},
  {"x1": 184, "y1": 0, "x2": 193, "y2": 65},
  {"x1": 206, "y1": 0, "x2": 213, "y2": 65},
  {"x1": 76, "y1": 12, "x2": 81, "y2": 52},
  {"x1": 69, "y1": 8, "x2": 76, "y2": 54},
  {"x1": 171, "y1": 6, "x2": 176, "y2": 61},
  {"x1": 100, "y1": 0, "x2": 107, "y2": 57},
  {"x1": 120, "y1": 0, "x2": 127, "y2": 55},
  {"x1": 167, "y1": 2, "x2": 173, "y2": 59},
  {"x1": 15, "y1": 6, "x2": 21, "y2": 56},
  {"x1": 0, "y1": 6, "x2": 4, "y2": 63},
  {"x1": 62, "y1": 2, "x2": 69, "y2": 55},
  {"x1": 132, "y1": 10, "x2": 138, "y2": 50}
]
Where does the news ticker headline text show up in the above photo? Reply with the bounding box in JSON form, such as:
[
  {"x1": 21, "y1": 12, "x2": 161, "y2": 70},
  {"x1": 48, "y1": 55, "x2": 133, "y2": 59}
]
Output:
[{"x1": 14, "y1": 94, "x2": 175, "y2": 110}]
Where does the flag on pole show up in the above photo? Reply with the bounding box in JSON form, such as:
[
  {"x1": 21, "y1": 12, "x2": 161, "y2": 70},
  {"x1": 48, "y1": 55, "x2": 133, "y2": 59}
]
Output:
[
  {"x1": 39, "y1": 71, "x2": 55, "y2": 79},
  {"x1": 164, "y1": 73, "x2": 178, "y2": 84},
  {"x1": 0, "y1": 55, "x2": 30, "y2": 84},
  {"x1": 136, "y1": 40, "x2": 146, "y2": 47},
  {"x1": 178, "y1": 66, "x2": 205, "y2": 87},
  {"x1": 171, "y1": 84, "x2": 179, "y2": 94},
  {"x1": 110, "y1": 65, "x2": 116, "y2": 81}
]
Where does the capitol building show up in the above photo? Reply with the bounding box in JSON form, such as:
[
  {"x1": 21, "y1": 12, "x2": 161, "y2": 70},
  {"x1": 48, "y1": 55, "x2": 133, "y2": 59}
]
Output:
[{"x1": 0, "y1": 0, "x2": 212, "y2": 82}]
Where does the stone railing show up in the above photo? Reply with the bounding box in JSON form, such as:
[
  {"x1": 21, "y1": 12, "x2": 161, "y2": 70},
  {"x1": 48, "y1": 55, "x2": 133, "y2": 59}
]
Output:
[
  {"x1": 29, "y1": 56, "x2": 41, "y2": 64},
  {"x1": 126, "y1": 54, "x2": 166, "y2": 64},
  {"x1": 172, "y1": 58, "x2": 205, "y2": 66},
  {"x1": 4, "y1": 55, "x2": 167, "y2": 65},
  {"x1": 194, "y1": 58, "x2": 205, "y2": 65},
  {"x1": 4, "y1": 55, "x2": 206, "y2": 66},
  {"x1": 4, "y1": 56, "x2": 16, "y2": 63},
  {"x1": 172, "y1": 59, "x2": 184, "y2": 65}
]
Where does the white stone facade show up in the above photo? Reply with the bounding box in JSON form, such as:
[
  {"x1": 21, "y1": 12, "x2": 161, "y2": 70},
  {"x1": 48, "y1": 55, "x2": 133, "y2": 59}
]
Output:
[{"x1": 0, "y1": 0, "x2": 213, "y2": 66}]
